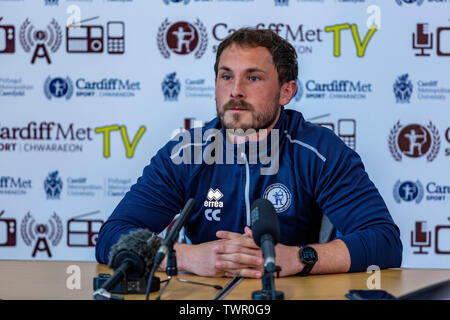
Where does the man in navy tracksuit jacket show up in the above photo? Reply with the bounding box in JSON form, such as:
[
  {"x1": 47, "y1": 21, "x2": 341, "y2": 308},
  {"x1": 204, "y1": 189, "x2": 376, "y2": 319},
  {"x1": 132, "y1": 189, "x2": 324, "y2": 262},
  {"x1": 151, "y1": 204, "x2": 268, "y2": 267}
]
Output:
[{"x1": 96, "y1": 28, "x2": 402, "y2": 278}]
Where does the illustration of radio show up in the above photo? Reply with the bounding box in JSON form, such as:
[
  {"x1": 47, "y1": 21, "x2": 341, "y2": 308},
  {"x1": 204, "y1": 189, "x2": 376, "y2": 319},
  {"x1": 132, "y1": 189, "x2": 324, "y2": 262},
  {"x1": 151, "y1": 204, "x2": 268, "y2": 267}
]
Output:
[
  {"x1": 0, "y1": 17, "x2": 15, "y2": 53},
  {"x1": 66, "y1": 24, "x2": 104, "y2": 53},
  {"x1": 107, "y1": 21, "x2": 125, "y2": 54},
  {"x1": 311, "y1": 115, "x2": 356, "y2": 150},
  {"x1": 0, "y1": 210, "x2": 16, "y2": 247},
  {"x1": 67, "y1": 210, "x2": 103, "y2": 247}
]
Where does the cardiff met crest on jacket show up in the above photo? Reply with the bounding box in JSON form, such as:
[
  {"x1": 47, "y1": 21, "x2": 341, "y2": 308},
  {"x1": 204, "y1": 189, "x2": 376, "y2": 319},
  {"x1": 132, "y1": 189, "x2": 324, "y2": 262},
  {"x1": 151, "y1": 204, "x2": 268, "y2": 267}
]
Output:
[{"x1": 263, "y1": 183, "x2": 292, "y2": 213}]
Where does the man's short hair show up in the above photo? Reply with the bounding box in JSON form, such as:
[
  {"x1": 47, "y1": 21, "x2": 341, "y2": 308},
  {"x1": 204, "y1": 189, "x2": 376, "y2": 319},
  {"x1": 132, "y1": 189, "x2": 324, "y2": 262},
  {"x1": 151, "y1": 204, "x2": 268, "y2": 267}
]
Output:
[{"x1": 214, "y1": 27, "x2": 298, "y2": 85}]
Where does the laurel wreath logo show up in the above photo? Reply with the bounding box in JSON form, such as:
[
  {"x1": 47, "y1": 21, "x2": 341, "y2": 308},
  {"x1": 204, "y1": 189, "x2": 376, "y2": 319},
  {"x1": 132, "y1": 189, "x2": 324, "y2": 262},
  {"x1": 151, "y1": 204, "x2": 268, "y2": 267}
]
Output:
[
  {"x1": 49, "y1": 212, "x2": 63, "y2": 246},
  {"x1": 49, "y1": 18, "x2": 62, "y2": 53},
  {"x1": 194, "y1": 18, "x2": 207, "y2": 59},
  {"x1": 20, "y1": 212, "x2": 63, "y2": 248},
  {"x1": 388, "y1": 120, "x2": 440, "y2": 162},
  {"x1": 157, "y1": 18, "x2": 171, "y2": 58},
  {"x1": 20, "y1": 212, "x2": 34, "y2": 246},
  {"x1": 388, "y1": 121, "x2": 403, "y2": 161},
  {"x1": 157, "y1": 18, "x2": 207, "y2": 59},
  {"x1": 19, "y1": 18, "x2": 32, "y2": 52},
  {"x1": 426, "y1": 121, "x2": 440, "y2": 162},
  {"x1": 19, "y1": 18, "x2": 62, "y2": 54}
]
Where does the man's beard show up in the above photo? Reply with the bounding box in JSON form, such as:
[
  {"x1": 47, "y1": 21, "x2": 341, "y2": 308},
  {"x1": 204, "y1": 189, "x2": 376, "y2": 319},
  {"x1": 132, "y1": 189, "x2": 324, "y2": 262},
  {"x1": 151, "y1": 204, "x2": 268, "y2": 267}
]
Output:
[{"x1": 216, "y1": 99, "x2": 280, "y2": 132}]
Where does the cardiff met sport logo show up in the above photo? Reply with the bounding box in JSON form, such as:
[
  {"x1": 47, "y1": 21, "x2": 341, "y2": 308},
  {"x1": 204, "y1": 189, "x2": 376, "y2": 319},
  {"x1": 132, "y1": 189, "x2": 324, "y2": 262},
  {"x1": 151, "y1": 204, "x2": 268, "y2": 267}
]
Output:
[
  {"x1": 44, "y1": 76, "x2": 73, "y2": 100},
  {"x1": 263, "y1": 183, "x2": 292, "y2": 213},
  {"x1": 388, "y1": 121, "x2": 440, "y2": 162},
  {"x1": 157, "y1": 18, "x2": 208, "y2": 59},
  {"x1": 393, "y1": 180, "x2": 424, "y2": 204}
]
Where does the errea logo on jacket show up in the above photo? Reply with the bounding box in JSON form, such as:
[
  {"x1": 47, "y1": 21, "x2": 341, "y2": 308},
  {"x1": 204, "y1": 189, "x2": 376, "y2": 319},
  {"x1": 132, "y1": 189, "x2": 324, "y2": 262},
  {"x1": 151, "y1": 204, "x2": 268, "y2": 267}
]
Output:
[
  {"x1": 204, "y1": 188, "x2": 223, "y2": 208},
  {"x1": 204, "y1": 188, "x2": 223, "y2": 222}
]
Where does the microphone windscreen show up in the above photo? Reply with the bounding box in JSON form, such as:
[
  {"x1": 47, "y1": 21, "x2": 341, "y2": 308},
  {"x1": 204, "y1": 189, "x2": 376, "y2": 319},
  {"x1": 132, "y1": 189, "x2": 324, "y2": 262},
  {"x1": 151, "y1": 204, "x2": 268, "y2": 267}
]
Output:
[
  {"x1": 108, "y1": 229, "x2": 162, "y2": 271},
  {"x1": 250, "y1": 198, "x2": 280, "y2": 247}
]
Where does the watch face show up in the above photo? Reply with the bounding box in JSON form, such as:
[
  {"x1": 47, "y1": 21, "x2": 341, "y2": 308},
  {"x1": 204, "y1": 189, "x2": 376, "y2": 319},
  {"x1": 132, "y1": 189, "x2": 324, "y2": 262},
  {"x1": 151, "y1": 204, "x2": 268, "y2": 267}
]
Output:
[{"x1": 302, "y1": 246, "x2": 317, "y2": 264}]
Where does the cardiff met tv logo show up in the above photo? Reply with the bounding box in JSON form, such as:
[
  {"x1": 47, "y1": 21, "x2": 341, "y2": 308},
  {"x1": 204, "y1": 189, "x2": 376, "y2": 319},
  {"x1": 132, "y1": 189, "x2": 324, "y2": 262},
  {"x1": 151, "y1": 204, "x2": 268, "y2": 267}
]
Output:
[
  {"x1": 161, "y1": 72, "x2": 181, "y2": 101},
  {"x1": 389, "y1": 121, "x2": 440, "y2": 162},
  {"x1": 393, "y1": 74, "x2": 413, "y2": 103},
  {"x1": 44, "y1": 76, "x2": 73, "y2": 100},
  {"x1": 393, "y1": 180, "x2": 424, "y2": 204},
  {"x1": 157, "y1": 18, "x2": 207, "y2": 59}
]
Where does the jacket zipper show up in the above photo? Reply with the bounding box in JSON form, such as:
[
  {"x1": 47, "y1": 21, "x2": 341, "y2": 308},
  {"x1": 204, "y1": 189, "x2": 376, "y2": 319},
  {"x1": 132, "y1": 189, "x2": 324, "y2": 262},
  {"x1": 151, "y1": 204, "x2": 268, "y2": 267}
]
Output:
[{"x1": 241, "y1": 152, "x2": 251, "y2": 226}]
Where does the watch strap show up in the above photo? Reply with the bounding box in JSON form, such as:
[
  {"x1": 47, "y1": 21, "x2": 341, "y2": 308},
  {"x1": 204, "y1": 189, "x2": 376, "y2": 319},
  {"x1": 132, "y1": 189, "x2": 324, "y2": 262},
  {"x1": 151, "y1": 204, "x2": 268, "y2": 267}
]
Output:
[{"x1": 298, "y1": 246, "x2": 317, "y2": 276}]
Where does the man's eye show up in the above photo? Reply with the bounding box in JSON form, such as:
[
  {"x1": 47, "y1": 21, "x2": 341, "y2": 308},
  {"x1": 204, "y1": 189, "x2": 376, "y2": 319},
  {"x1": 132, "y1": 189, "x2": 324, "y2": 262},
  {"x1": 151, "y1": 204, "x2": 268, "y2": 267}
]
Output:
[
  {"x1": 222, "y1": 74, "x2": 231, "y2": 80},
  {"x1": 249, "y1": 76, "x2": 260, "y2": 82}
]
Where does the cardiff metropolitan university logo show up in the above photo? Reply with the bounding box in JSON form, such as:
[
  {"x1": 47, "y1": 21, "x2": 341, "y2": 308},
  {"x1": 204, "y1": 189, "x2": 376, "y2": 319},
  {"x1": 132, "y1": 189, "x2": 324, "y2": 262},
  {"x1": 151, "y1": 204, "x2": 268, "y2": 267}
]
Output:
[
  {"x1": 394, "y1": 74, "x2": 413, "y2": 103},
  {"x1": 44, "y1": 170, "x2": 63, "y2": 199},
  {"x1": 44, "y1": 76, "x2": 73, "y2": 100},
  {"x1": 393, "y1": 180, "x2": 424, "y2": 204},
  {"x1": 389, "y1": 121, "x2": 440, "y2": 162},
  {"x1": 161, "y1": 72, "x2": 181, "y2": 101},
  {"x1": 157, "y1": 18, "x2": 207, "y2": 59}
]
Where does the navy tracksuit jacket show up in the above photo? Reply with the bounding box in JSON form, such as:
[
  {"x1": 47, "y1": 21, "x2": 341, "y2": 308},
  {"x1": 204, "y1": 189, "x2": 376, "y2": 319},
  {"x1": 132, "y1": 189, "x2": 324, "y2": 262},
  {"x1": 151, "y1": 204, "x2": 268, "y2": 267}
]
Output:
[{"x1": 96, "y1": 108, "x2": 402, "y2": 272}]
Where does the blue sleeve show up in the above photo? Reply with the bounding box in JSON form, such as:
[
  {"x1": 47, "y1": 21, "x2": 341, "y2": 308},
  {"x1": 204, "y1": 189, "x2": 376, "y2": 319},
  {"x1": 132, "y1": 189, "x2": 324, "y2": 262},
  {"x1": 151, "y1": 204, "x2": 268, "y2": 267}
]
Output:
[
  {"x1": 95, "y1": 141, "x2": 187, "y2": 264},
  {"x1": 314, "y1": 142, "x2": 403, "y2": 272}
]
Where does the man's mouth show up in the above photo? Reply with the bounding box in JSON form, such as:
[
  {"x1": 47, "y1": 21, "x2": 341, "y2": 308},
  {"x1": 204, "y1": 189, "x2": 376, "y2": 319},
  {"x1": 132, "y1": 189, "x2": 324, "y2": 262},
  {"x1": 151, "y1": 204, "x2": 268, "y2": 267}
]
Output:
[
  {"x1": 222, "y1": 100, "x2": 254, "y2": 113},
  {"x1": 229, "y1": 107, "x2": 248, "y2": 111}
]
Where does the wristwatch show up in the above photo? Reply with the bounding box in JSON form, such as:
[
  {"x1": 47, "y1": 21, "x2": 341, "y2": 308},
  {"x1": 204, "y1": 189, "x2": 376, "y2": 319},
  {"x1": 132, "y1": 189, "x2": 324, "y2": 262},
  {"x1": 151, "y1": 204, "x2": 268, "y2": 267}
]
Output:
[{"x1": 298, "y1": 246, "x2": 318, "y2": 276}]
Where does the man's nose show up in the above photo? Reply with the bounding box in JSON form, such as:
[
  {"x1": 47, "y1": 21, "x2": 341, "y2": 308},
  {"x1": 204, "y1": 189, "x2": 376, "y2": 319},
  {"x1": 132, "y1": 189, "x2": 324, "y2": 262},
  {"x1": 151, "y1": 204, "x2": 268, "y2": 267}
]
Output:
[{"x1": 230, "y1": 78, "x2": 245, "y2": 99}]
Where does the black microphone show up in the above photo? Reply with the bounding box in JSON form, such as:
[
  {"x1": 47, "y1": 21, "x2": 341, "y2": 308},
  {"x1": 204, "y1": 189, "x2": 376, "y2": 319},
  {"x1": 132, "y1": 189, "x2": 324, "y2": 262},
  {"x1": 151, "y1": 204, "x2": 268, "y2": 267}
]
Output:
[
  {"x1": 152, "y1": 198, "x2": 196, "y2": 270},
  {"x1": 93, "y1": 229, "x2": 162, "y2": 300},
  {"x1": 250, "y1": 198, "x2": 280, "y2": 273}
]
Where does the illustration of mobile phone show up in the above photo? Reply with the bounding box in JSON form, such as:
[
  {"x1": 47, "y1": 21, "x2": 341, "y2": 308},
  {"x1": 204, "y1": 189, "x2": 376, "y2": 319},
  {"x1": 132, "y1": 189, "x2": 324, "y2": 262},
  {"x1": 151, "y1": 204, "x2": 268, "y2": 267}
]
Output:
[{"x1": 107, "y1": 21, "x2": 124, "y2": 54}]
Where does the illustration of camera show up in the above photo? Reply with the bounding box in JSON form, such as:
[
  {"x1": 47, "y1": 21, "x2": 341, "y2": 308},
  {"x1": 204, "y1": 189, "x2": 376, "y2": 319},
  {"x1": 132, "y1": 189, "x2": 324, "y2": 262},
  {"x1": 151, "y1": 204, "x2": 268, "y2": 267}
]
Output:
[
  {"x1": 66, "y1": 25, "x2": 104, "y2": 53},
  {"x1": 0, "y1": 215, "x2": 16, "y2": 247},
  {"x1": 0, "y1": 24, "x2": 15, "y2": 53}
]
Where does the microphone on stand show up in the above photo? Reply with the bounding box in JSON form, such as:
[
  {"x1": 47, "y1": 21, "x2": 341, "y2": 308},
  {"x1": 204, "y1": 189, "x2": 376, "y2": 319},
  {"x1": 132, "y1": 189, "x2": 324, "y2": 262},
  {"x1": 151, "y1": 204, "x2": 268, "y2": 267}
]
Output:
[
  {"x1": 250, "y1": 198, "x2": 284, "y2": 300},
  {"x1": 93, "y1": 229, "x2": 162, "y2": 300},
  {"x1": 145, "y1": 198, "x2": 196, "y2": 300},
  {"x1": 152, "y1": 198, "x2": 196, "y2": 270}
]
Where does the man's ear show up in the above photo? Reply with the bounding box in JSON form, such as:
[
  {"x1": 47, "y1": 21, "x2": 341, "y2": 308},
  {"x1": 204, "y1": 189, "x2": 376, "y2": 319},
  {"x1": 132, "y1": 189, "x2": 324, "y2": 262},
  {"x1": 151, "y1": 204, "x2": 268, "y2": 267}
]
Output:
[{"x1": 279, "y1": 80, "x2": 297, "y2": 106}]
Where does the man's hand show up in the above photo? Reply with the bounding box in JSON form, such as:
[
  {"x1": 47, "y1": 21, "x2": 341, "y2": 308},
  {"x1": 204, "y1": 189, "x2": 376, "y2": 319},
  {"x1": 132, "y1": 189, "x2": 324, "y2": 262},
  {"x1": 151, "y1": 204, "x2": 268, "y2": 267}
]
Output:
[
  {"x1": 215, "y1": 226, "x2": 303, "y2": 278},
  {"x1": 170, "y1": 227, "x2": 264, "y2": 278},
  {"x1": 170, "y1": 227, "x2": 350, "y2": 278},
  {"x1": 214, "y1": 226, "x2": 263, "y2": 278},
  {"x1": 172, "y1": 240, "x2": 227, "y2": 277}
]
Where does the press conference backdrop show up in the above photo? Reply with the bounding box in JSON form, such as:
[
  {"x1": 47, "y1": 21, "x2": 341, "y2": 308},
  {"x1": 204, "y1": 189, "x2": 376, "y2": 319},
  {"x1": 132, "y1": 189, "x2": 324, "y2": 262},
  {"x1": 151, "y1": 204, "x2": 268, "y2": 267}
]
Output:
[{"x1": 0, "y1": 0, "x2": 449, "y2": 269}]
